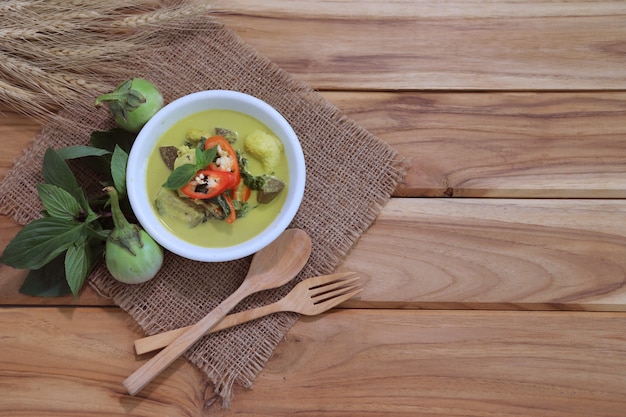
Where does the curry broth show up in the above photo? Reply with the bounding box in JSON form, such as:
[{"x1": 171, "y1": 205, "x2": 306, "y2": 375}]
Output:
[{"x1": 146, "y1": 109, "x2": 289, "y2": 248}]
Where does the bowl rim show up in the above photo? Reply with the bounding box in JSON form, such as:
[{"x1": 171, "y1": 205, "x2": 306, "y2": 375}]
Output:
[{"x1": 126, "y1": 89, "x2": 305, "y2": 262}]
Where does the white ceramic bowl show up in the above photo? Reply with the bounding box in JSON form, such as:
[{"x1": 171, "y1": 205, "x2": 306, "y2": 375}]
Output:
[{"x1": 126, "y1": 90, "x2": 305, "y2": 262}]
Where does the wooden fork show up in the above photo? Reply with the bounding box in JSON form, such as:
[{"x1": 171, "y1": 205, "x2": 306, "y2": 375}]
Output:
[{"x1": 133, "y1": 272, "x2": 361, "y2": 355}]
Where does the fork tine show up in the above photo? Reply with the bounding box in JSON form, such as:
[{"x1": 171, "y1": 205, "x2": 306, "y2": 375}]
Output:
[
  {"x1": 309, "y1": 275, "x2": 360, "y2": 297},
  {"x1": 313, "y1": 284, "x2": 362, "y2": 303},
  {"x1": 304, "y1": 271, "x2": 358, "y2": 288},
  {"x1": 305, "y1": 286, "x2": 363, "y2": 313}
]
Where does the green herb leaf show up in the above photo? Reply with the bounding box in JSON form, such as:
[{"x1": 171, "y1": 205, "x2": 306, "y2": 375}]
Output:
[
  {"x1": 19, "y1": 255, "x2": 72, "y2": 297},
  {"x1": 55, "y1": 145, "x2": 111, "y2": 160},
  {"x1": 210, "y1": 194, "x2": 232, "y2": 219},
  {"x1": 37, "y1": 183, "x2": 81, "y2": 220},
  {"x1": 89, "y1": 128, "x2": 136, "y2": 154},
  {"x1": 85, "y1": 129, "x2": 136, "y2": 177},
  {"x1": 42, "y1": 148, "x2": 94, "y2": 215},
  {"x1": 84, "y1": 224, "x2": 110, "y2": 241},
  {"x1": 196, "y1": 145, "x2": 217, "y2": 169},
  {"x1": 65, "y1": 241, "x2": 91, "y2": 298},
  {"x1": 42, "y1": 148, "x2": 80, "y2": 196},
  {"x1": 238, "y1": 154, "x2": 267, "y2": 190},
  {"x1": 162, "y1": 164, "x2": 197, "y2": 190},
  {"x1": 234, "y1": 200, "x2": 253, "y2": 218},
  {"x1": 195, "y1": 146, "x2": 208, "y2": 168},
  {"x1": 0, "y1": 217, "x2": 86, "y2": 270},
  {"x1": 111, "y1": 145, "x2": 129, "y2": 197}
]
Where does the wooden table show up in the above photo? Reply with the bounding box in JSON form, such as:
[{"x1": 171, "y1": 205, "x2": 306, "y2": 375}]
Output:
[{"x1": 2, "y1": 2, "x2": 626, "y2": 415}]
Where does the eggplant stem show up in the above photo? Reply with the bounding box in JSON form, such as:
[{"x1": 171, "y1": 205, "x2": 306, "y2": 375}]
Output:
[
  {"x1": 94, "y1": 92, "x2": 124, "y2": 106},
  {"x1": 104, "y1": 186, "x2": 131, "y2": 230}
]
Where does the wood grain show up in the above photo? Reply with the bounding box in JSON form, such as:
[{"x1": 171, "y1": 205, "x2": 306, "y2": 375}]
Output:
[
  {"x1": 216, "y1": 0, "x2": 626, "y2": 19},
  {"x1": 2, "y1": 307, "x2": 625, "y2": 417},
  {"x1": 215, "y1": 309, "x2": 626, "y2": 417},
  {"x1": 322, "y1": 91, "x2": 626, "y2": 197},
  {"x1": 338, "y1": 198, "x2": 626, "y2": 311},
  {"x1": 0, "y1": 307, "x2": 208, "y2": 417},
  {"x1": 215, "y1": 1, "x2": 626, "y2": 90}
]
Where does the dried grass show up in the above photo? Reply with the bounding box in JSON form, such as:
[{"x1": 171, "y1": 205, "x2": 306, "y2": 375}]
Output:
[{"x1": 0, "y1": 0, "x2": 213, "y2": 120}]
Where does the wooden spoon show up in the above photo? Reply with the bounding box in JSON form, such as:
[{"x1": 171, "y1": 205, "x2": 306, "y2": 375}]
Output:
[{"x1": 123, "y1": 228, "x2": 312, "y2": 396}]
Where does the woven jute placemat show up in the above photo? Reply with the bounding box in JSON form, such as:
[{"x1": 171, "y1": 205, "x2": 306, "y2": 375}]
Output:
[{"x1": 0, "y1": 15, "x2": 404, "y2": 407}]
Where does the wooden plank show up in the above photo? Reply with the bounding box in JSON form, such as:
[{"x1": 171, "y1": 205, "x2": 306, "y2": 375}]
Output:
[
  {"x1": 337, "y1": 198, "x2": 626, "y2": 311},
  {"x1": 0, "y1": 307, "x2": 207, "y2": 417},
  {"x1": 2, "y1": 307, "x2": 625, "y2": 417},
  {"x1": 216, "y1": 309, "x2": 626, "y2": 417},
  {"x1": 215, "y1": 1, "x2": 626, "y2": 90},
  {"x1": 322, "y1": 91, "x2": 626, "y2": 198},
  {"x1": 217, "y1": 0, "x2": 626, "y2": 19}
]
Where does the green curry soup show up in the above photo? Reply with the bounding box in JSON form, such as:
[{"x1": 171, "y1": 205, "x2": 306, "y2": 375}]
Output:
[{"x1": 146, "y1": 109, "x2": 289, "y2": 248}]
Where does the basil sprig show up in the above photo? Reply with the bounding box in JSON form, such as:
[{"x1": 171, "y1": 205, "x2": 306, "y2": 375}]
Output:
[{"x1": 0, "y1": 129, "x2": 135, "y2": 297}]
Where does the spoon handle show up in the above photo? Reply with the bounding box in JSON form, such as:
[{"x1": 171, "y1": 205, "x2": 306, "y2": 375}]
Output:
[
  {"x1": 123, "y1": 284, "x2": 251, "y2": 396},
  {"x1": 134, "y1": 300, "x2": 283, "y2": 355}
]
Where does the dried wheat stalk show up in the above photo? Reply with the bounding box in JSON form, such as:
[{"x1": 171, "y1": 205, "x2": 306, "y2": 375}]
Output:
[{"x1": 0, "y1": 0, "x2": 213, "y2": 120}]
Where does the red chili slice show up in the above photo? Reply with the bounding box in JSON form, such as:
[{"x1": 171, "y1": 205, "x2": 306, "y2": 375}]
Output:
[
  {"x1": 205, "y1": 135, "x2": 240, "y2": 187},
  {"x1": 180, "y1": 169, "x2": 236, "y2": 199},
  {"x1": 233, "y1": 183, "x2": 251, "y2": 202},
  {"x1": 223, "y1": 193, "x2": 237, "y2": 224}
]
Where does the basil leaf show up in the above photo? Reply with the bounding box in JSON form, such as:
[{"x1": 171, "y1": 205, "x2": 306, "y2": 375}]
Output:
[
  {"x1": 195, "y1": 146, "x2": 207, "y2": 168},
  {"x1": 65, "y1": 241, "x2": 91, "y2": 298},
  {"x1": 90, "y1": 128, "x2": 136, "y2": 154},
  {"x1": 42, "y1": 148, "x2": 94, "y2": 215},
  {"x1": 19, "y1": 255, "x2": 72, "y2": 297},
  {"x1": 55, "y1": 145, "x2": 111, "y2": 160},
  {"x1": 84, "y1": 224, "x2": 110, "y2": 241},
  {"x1": 238, "y1": 154, "x2": 267, "y2": 190},
  {"x1": 42, "y1": 148, "x2": 80, "y2": 196},
  {"x1": 234, "y1": 200, "x2": 253, "y2": 219},
  {"x1": 196, "y1": 145, "x2": 217, "y2": 170},
  {"x1": 162, "y1": 164, "x2": 197, "y2": 190},
  {"x1": 204, "y1": 146, "x2": 217, "y2": 167},
  {"x1": 111, "y1": 145, "x2": 129, "y2": 197},
  {"x1": 37, "y1": 183, "x2": 81, "y2": 220},
  {"x1": 82, "y1": 129, "x2": 136, "y2": 178},
  {"x1": 0, "y1": 217, "x2": 86, "y2": 270}
]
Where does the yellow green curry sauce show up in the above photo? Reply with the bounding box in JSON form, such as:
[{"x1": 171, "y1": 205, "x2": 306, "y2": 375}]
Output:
[{"x1": 146, "y1": 109, "x2": 289, "y2": 248}]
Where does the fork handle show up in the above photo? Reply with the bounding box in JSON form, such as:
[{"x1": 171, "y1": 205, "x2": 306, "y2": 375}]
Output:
[
  {"x1": 123, "y1": 285, "x2": 251, "y2": 396},
  {"x1": 134, "y1": 301, "x2": 283, "y2": 355}
]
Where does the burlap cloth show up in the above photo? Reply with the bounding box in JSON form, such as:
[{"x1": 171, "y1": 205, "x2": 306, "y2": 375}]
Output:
[{"x1": 0, "y1": 16, "x2": 404, "y2": 407}]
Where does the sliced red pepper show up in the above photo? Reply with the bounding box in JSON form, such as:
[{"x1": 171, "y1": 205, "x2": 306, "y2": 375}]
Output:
[
  {"x1": 205, "y1": 135, "x2": 240, "y2": 187},
  {"x1": 233, "y1": 183, "x2": 251, "y2": 202},
  {"x1": 180, "y1": 169, "x2": 236, "y2": 199},
  {"x1": 223, "y1": 193, "x2": 236, "y2": 224}
]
